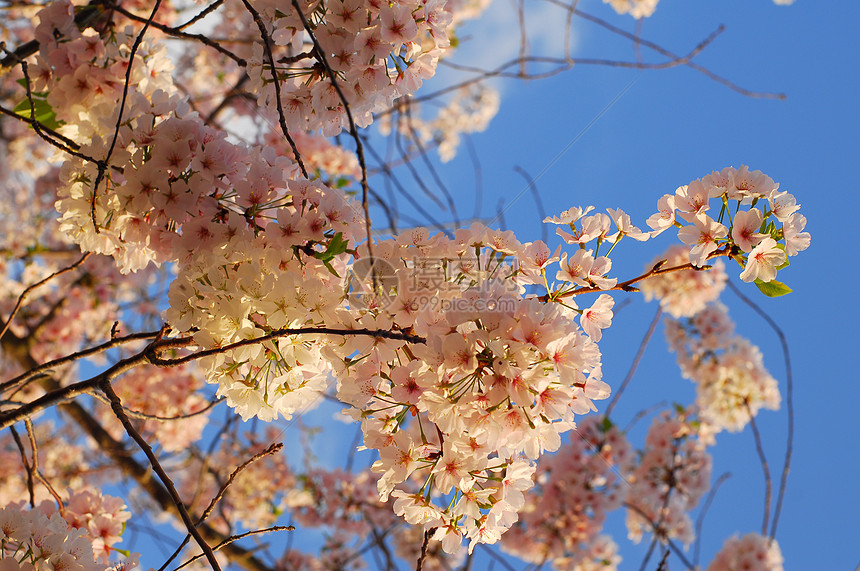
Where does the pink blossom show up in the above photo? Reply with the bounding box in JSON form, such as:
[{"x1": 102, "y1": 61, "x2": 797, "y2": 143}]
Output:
[
  {"x1": 782, "y1": 213, "x2": 811, "y2": 256},
  {"x1": 581, "y1": 294, "x2": 614, "y2": 341},
  {"x1": 677, "y1": 213, "x2": 727, "y2": 266},
  {"x1": 675, "y1": 181, "x2": 710, "y2": 215},
  {"x1": 607, "y1": 208, "x2": 649, "y2": 241},
  {"x1": 768, "y1": 189, "x2": 801, "y2": 222},
  {"x1": 707, "y1": 533, "x2": 784, "y2": 571},
  {"x1": 739, "y1": 237, "x2": 786, "y2": 283},
  {"x1": 646, "y1": 193, "x2": 676, "y2": 236},
  {"x1": 731, "y1": 208, "x2": 765, "y2": 252},
  {"x1": 543, "y1": 205, "x2": 594, "y2": 225}
]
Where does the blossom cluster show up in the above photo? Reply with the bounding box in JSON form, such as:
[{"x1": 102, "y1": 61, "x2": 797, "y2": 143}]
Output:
[
  {"x1": 0, "y1": 0, "x2": 807, "y2": 563},
  {"x1": 707, "y1": 532, "x2": 784, "y2": 571},
  {"x1": 240, "y1": 0, "x2": 484, "y2": 136},
  {"x1": 321, "y1": 223, "x2": 617, "y2": 553},
  {"x1": 640, "y1": 244, "x2": 727, "y2": 318},
  {"x1": 502, "y1": 416, "x2": 632, "y2": 569},
  {"x1": 666, "y1": 303, "x2": 781, "y2": 432},
  {"x1": 61, "y1": 489, "x2": 131, "y2": 564},
  {"x1": 648, "y1": 166, "x2": 810, "y2": 287},
  {"x1": 0, "y1": 489, "x2": 134, "y2": 571},
  {"x1": 96, "y1": 364, "x2": 211, "y2": 453},
  {"x1": 625, "y1": 409, "x2": 712, "y2": 546},
  {"x1": 30, "y1": 1, "x2": 365, "y2": 424}
]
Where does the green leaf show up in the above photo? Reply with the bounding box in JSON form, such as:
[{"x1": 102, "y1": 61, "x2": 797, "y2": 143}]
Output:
[
  {"x1": 600, "y1": 416, "x2": 614, "y2": 433},
  {"x1": 13, "y1": 96, "x2": 62, "y2": 130},
  {"x1": 313, "y1": 232, "x2": 349, "y2": 264},
  {"x1": 754, "y1": 278, "x2": 792, "y2": 297},
  {"x1": 321, "y1": 258, "x2": 341, "y2": 278}
]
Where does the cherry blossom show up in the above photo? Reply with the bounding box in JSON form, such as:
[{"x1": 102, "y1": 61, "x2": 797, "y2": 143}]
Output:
[
  {"x1": 707, "y1": 533, "x2": 784, "y2": 571},
  {"x1": 739, "y1": 237, "x2": 786, "y2": 283},
  {"x1": 666, "y1": 303, "x2": 781, "y2": 432},
  {"x1": 581, "y1": 294, "x2": 615, "y2": 341},
  {"x1": 640, "y1": 245, "x2": 727, "y2": 318},
  {"x1": 0, "y1": 1, "x2": 807, "y2": 566},
  {"x1": 677, "y1": 213, "x2": 727, "y2": 266},
  {"x1": 731, "y1": 208, "x2": 766, "y2": 253}
]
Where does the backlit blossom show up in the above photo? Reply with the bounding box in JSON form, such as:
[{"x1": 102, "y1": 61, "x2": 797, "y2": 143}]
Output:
[
  {"x1": 782, "y1": 213, "x2": 811, "y2": 256},
  {"x1": 731, "y1": 208, "x2": 765, "y2": 253},
  {"x1": 677, "y1": 213, "x2": 727, "y2": 266},
  {"x1": 646, "y1": 194, "x2": 676, "y2": 237},
  {"x1": 607, "y1": 208, "x2": 649, "y2": 241},
  {"x1": 581, "y1": 294, "x2": 614, "y2": 341},
  {"x1": 739, "y1": 238, "x2": 786, "y2": 283},
  {"x1": 707, "y1": 533, "x2": 784, "y2": 571}
]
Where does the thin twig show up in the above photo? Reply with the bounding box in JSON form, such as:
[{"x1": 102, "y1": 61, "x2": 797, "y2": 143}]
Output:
[
  {"x1": 159, "y1": 442, "x2": 283, "y2": 571},
  {"x1": 201, "y1": 442, "x2": 282, "y2": 524},
  {"x1": 362, "y1": 135, "x2": 452, "y2": 234},
  {"x1": 416, "y1": 527, "x2": 437, "y2": 571},
  {"x1": 0, "y1": 253, "x2": 90, "y2": 343},
  {"x1": 567, "y1": 7, "x2": 786, "y2": 100},
  {"x1": 239, "y1": 0, "x2": 307, "y2": 178},
  {"x1": 625, "y1": 501, "x2": 696, "y2": 570},
  {"x1": 87, "y1": 392, "x2": 223, "y2": 422},
  {"x1": 370, "y1": 527, "x2": 395, "y2": 571},
  {"x1": 693, "y1": 472, "x2": 731, "y2": 566},
  {"x1": 604, "y1": 306, "x2": 663, "y2": 418},
  {"x1": 9, "y1": 425, "x2": 35, "y2": 507},
  {"x1": 0, "y1": 102, "x2": 81, "y2": 150},
  {"x1": 111, "y1": 3, "x2": 246, "y2": 66},
  {"x1": 25, "y1": 418, "x2": 65, "y2": 512},
  {"x1": 172, "y1": 525, "x2": 295, "y2": 571},
  {"x1": 746, "y1": 401, "x2": 772, "y2": 536},
  {"x1": 539, "y1": 248, "x2": 729, "y2": 302},
  {"x1": 176, "y1": 0, "x2": 224, "y2": 31},
  {"x1": 99, "y1": 380, "x2": 223, "y2": 571},
  {"x1": 90, "y1": 0, "x2": 164, "y2": 234},
  {"x1": 402, "y1": 106, "x2": 459, "y2": 225},
  {"x1": 393, "y1": 116, "x2": 446, "y2": 211},
  {"x1": 727, "y1": 280, "x2": 794, "y2": 540},
  {"x1": 477, "y1": 544, "x2": 517, "y2": 571}
]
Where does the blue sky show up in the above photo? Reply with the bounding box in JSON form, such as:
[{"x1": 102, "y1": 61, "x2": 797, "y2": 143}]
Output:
[{"x1": 358, "y1": 0, "x2": 859, "y2": 568}]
